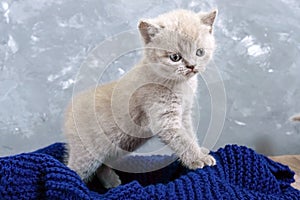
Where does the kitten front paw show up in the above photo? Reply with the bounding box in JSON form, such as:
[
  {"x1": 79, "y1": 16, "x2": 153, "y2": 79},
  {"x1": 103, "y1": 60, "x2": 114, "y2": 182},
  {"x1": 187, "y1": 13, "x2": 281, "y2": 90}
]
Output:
[
  {"x1": 101, "y1": 176, "x2": 121, "y2": 189},
  {"x1": 201, "y1": 154, "x2": 216, "y2": 166},
  {"x1": 200, "y1": 147, "x2": 210, "y2": 154},
  {"x1": 181, "y1": 149, "x2": 216, "y2": 169},
  {"x1": 189, "y1": 154, "x2": 216, "y2": 169},
  {"x1": 97, "y1": 166, "x2": 122, "y2": 189}
]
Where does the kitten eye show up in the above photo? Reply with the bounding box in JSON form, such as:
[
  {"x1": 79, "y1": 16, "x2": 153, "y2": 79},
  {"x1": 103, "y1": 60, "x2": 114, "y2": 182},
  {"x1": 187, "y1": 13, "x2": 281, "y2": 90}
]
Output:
[
  {"x1": 169, "y1": 53, "x2": 182, "y2": 62},
  {"x1": 196, "y1": 48, "x2": 205, "y2": 57}
]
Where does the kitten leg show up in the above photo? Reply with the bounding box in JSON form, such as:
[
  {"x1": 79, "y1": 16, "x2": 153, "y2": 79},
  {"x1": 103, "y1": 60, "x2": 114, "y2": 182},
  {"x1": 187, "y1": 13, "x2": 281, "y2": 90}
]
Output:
[
  {"x1": 96, "y1": 165, "x2": 121, "y2": 189},
  {"x1": 150, "y1": 104, "x2": 216, "y2": 169},
  {"x1": 158, "y1": 128, "x2": 216, "y2": 169},
  {"x1": 67, "y1": 148, "x2": 102, "y2": 182},
  {"x1": 182, "y1": 110, "x2": 212, "y2": 159},
  {"x1": 182, "y1": 109, "x2": 197, "y2": 139}
]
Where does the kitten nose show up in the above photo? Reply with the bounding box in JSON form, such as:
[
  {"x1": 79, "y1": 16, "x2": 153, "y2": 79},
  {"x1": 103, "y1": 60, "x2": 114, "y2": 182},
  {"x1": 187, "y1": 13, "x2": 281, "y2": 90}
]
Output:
[{"x1": 186, "y1": 65, "x2": 195, "y2": 70}]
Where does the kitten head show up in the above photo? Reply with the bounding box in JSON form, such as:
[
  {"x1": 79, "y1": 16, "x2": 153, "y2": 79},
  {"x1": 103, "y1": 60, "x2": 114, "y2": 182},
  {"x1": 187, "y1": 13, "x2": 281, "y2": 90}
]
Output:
[{"x1": 138, "y1": 9, "x2": 217, "y2": 80}]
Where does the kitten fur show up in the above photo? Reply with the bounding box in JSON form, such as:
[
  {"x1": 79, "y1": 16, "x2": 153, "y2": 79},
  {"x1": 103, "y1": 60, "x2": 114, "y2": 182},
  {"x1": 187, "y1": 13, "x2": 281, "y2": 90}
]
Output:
[{"x1": 64, "y1": 9, "x2": 218, "y2": 188}]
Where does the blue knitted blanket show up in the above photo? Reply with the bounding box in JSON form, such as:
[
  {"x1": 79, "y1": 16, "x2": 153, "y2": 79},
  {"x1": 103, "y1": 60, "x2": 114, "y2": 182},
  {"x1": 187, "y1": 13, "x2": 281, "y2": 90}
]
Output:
[{"x1": 0, "y1": 143, "x2": 299, "y2": 200}]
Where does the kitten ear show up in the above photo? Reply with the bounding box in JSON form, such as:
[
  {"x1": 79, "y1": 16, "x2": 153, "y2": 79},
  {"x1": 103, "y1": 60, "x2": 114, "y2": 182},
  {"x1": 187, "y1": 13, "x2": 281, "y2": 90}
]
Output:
[
  {"x1": 138, "y1": 20, "x2": 160, "y2": 44},
  {"x1": 200, "y1": 9, "x2": 218, "y2": 33}
]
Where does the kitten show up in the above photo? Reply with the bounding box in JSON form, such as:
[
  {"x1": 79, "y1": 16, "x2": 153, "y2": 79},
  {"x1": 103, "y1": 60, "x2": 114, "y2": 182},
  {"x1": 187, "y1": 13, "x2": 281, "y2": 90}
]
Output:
[{"x1": 64, "y1": 9, "x2": 218, "y2": 188}]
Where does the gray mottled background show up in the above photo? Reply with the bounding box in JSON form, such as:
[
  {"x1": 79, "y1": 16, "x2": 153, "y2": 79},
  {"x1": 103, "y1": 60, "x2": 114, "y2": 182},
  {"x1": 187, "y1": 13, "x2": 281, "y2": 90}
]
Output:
[{"x1": 0, "y1": 0, "x2": 299, "y2": 156}]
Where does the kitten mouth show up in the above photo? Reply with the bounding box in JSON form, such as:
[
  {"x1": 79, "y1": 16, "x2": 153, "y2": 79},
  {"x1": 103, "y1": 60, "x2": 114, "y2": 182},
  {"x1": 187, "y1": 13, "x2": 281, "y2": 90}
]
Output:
[{"x1": 186, "y1": 70, "x2": 198, "y2": 76}]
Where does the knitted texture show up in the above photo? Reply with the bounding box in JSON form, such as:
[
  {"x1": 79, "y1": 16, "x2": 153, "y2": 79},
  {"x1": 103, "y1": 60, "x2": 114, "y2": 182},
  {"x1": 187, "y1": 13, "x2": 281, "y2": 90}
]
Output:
[{"x1": 0, "y1": 143, "x2": 299, "y2": 200}]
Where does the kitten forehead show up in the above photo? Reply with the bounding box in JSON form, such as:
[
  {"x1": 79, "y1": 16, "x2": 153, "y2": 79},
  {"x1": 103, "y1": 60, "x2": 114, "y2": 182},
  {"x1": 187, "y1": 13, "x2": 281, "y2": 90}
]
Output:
[{"x1": 149, "y1": 9, "x2": 211, "y2": 41}]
